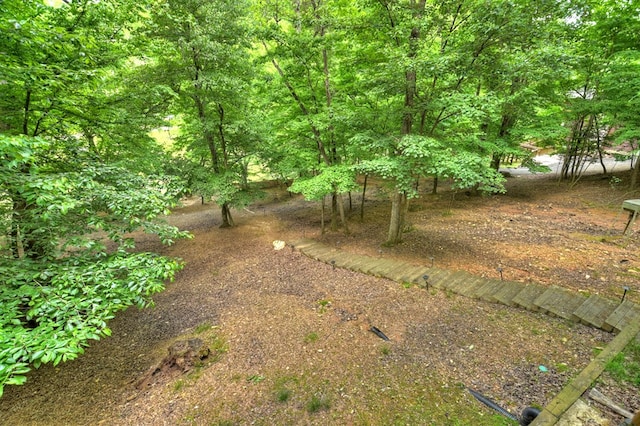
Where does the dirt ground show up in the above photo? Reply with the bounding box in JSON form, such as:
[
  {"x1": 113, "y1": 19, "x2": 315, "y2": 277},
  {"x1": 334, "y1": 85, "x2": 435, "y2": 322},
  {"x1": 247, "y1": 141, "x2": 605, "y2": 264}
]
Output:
[{"x1": 1, "y1": 170, "x2": 639, "y2": 425}]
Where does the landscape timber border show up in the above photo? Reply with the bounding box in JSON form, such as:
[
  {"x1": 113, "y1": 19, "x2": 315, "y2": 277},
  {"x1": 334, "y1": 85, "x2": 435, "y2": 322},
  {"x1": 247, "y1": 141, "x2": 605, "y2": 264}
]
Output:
[{"x1": 292, "y1": 238, "x2": 640, "y2": 425}]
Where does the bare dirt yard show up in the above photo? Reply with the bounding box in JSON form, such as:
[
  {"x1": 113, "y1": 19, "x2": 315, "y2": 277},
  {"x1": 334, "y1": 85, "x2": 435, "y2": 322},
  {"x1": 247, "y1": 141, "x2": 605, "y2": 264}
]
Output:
[{"x1": 1, "y1": 169, "x2": 639, "y2": 425}]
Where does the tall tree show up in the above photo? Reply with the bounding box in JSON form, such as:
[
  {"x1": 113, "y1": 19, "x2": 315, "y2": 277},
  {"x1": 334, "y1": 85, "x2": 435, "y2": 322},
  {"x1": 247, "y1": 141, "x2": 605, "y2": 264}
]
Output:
[
  {"x1": 148, "y1": 0, "x2": 257, "y2": 227},
  {"x1": 255, "y1": 0, "x2": 358, "y2": 232},
  {"x1": 555, "y1": 0, "x2": 640, "y2": 184}
]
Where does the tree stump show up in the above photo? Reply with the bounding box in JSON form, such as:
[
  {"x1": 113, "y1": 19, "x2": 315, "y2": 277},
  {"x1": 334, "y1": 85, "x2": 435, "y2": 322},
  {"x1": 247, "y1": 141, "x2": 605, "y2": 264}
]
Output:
[{"x1": 134, "y1": 338, "x2": 210, "y2": 390}]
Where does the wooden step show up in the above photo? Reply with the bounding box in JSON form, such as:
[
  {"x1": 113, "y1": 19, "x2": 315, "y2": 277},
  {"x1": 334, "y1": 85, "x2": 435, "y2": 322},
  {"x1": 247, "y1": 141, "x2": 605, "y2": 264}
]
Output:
[
  {"x1": 473, "y1": 279, "x2": 505, "y2": 301},
  {"x1": 398, "y1": 266, "x2": 429, "y2": 284},
  {"x1": 533, "y1": 286, "x2": 586, "y2": 320},
  {"x1": 426, "y1": 269, "x2": 456, "y2": 290},
  {"x1": 357, "y1": 258, "x2": 389, "y2": 275},
  {"x1": 384, "y1": 262, "x2": 419, "y2": 282},
  {"x1": 340, "y1": 255, "x2": 370, "y2": 270},
  {"x1": 573, "y1": 295, "x2": 619, "y2": 331},
  {"x1": 368, "y1": 259, "x2": 401, "y2": 277},
  {"x1": 604, "y1": 300, "x2": 640, "y2": 333},
  {"x1": 291, "y1": 239, "x2": 315, "y2": 250},
  {"x1": 327, "y1": 252, "x2": 351, "y2": 268},
  {"x1": 455, "y1": 276, "x2": 488, "y2": 298},
  {"x1": 439, "y1": 271, "x2": 469, "y2": 291},
  {"x1": 304, "y1": 245, "x2": 336, "y2": 260},
  {"x1": 512, "y1": 284, "x2": 547, "y2": 311},
  {"x1": 491, "y1": 281, "x2": 527, "y2": 306}
]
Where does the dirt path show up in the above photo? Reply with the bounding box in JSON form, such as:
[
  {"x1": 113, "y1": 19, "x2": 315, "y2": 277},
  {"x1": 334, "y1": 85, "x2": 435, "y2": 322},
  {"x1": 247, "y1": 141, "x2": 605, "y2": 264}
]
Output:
[{"x1": 1, "y1": 172, "x2": 638, "y2": 425}]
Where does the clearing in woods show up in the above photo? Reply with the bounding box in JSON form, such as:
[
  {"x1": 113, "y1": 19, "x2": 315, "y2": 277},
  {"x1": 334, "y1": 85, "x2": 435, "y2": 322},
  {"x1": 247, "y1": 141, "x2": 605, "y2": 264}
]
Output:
[{"x1": 1, "y1": 171, "x2": 639, "y2": 425}]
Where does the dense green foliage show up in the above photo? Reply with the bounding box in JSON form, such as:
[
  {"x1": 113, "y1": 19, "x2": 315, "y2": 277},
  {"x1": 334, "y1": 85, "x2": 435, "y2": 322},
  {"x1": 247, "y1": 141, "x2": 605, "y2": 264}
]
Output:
[
  {"x1": 0, "y1": 0, "x2": 188, "y2": 395},
  {"x1": 0, "y1": 134, "x2": 188, "y2": 396},
  {"x1": 1, "y1": 0, "x2": 640, "y2": 396}
]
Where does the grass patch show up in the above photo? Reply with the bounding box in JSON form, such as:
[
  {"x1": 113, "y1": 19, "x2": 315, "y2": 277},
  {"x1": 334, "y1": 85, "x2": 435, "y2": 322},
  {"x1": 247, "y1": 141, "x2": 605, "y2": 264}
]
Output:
[
  {"x1": 605, "y1": 339, "x2": 640, "y2": 386},
  {"x1": 306, "y1": 393, "x2": 331, "y2": 413},
  {"x1": 276, "y1": 387, "x2": 292, "y2": 402},
  {"x1": 194, "y1": 322, "x2": 214, "y2": 334},
  {"x1": 380, "y1": 345, "x2": 391, "y2": 356},
  {"x1": 247, "y1": 374, "x2": 265, "y2": 384},
  {"x1": 317, "y1": 299, "x2": 331, "y2": 313},
  {"x1": 304, "y1": 332, "x2": 319, "y2": 344}
]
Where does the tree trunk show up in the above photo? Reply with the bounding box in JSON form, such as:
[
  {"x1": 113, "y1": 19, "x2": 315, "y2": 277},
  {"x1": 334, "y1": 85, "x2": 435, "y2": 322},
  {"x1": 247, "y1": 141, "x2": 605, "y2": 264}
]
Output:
[
  {"x1": 337, "y1": 193, "x2": 349, "y2": 234},
  {"x1": 220, "y1": 203, "x2": 234, "y2": 228},
  {"x1": 360, "y1": 175, "x2": 368, "y2": 221},
  {"x1": 330, "y1": 192, "x2": 338, "y2": 231},
  {"x1": 10, "y1": 197, "x2": 25, "y2": 258},
  {"x1": 490, "y1": 152, "x2": 501, "y2": 171},
  {"x1": 631, "y1": 154, "x2": 640, "y2": 189},
  {"x1": 321, "y1": 195, "x2": 326, "y2": 234},
  {"x1": 387, "y1": 190, "x2": 408, "y2": 245},
  {"x1": 386, "y1": 6, "x2": 422, "y2": 246}
]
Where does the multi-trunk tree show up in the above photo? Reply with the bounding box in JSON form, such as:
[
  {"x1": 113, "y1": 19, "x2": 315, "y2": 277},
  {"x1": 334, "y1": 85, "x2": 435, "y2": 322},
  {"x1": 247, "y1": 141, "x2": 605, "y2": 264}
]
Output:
[
  {"x1": 348, "y1": 0, "x2": 564, "y2": 244},
  {"x1": 148, "y1": 0, "x2": 258, "y2": 227},
  {"x1": 255, "y1": 0, "x2": 362, "y2": 233}
]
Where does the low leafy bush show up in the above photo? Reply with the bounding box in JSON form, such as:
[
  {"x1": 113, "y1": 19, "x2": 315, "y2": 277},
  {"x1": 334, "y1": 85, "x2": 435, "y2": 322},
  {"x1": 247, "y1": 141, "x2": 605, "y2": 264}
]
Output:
[{"x1": 0, "y1": 250, "x2": 183, "y2": 396}]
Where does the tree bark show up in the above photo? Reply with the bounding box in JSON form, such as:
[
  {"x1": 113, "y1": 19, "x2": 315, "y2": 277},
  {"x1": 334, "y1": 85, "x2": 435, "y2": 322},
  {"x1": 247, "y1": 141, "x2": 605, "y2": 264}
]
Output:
[
  {"x1": 220, "y1": 203, "x2": 234, "y2": 228},
  {"x1": 360, "y1": 175, "x2": 368, "y2": 221},
  {"x1": 337, "y1": 192, "x2": 349, "y2": 234},
  {"x1": 387, "y1": 190, "x2": 408, "y2": 244},
  {"x1": 330, "y1": 192, "x2": 338, "y2": 231},
  {"x1": 387, "y1": 2, "x2": 425, "y2": 245},
  {"x1": 631, "y1": 151, "x2": 640, "y2": 189}
]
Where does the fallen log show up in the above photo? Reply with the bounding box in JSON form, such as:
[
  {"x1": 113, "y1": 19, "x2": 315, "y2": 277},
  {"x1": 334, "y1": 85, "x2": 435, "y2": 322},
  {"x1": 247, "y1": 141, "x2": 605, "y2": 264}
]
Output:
[{"x1": 588, "y1": 388, "x2": 633, "y2": 420}]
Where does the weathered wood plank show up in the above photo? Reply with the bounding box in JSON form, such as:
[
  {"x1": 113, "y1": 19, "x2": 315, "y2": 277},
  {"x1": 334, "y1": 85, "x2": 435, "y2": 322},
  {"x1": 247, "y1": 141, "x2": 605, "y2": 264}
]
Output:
[
  {"x1": 455, "y1": 276, "x2": 487, "y2": 298},
  {"x1": 573, "y1": 295, "x2": 619, "y2": 331},
  {"x1": 534, "y1": 286, "x2": 586, "y2": 320},
  {"x1": 512, "y1": 284, "x2": 547, "y2": 311},
  {"x1": 446, "y1": 271, "x2": 473, "y2": 293},
  {"x1": 425, "y1": 269, "x2": 456, "y2": 289},
  {"x1": 605, "y1": 300, "x2": 640, "y2": 333},
  {"x1": 473, "y1": 279, "x2": 504, "y2": 301}
]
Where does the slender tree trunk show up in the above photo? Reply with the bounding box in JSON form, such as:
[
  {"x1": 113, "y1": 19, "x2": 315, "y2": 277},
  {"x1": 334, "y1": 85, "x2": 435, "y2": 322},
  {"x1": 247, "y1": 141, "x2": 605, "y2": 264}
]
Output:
[
  {"x1": 360, "y1": 175, "x2": 368, "y2": 221},
  {"x1": 10, "y1": 197, "x2": 25, "y2": 258},
  {"x1": 321, "y1": 195, "x2": 326, "y2": 234},
  {"x1": 23, "y1": 89, "x2": 31, "y2": 135},
  {"x1": 490, "y1": 153, "x2": 502, "y2": 171},
  {"x1": 337, "y1": 193, "x2": 349, "y2": 234},
  {"x1": 387, "y1": 191, "x2": 408, "y2": 244},
  {"x1": 631, "y1": 153, "x2": 640, "y2": 189},
  {"x1": 220, "y1": 203, "x2": 234, "y2": 228},
  {"x1": 330, "y1": 192, "x2": 338, "y2": 231},
  {"x1": 265, "y1": 46, "x2": 330, "y2": 165},
  {"x1": 387, "y1": 3, "x2": 424, "y2": 245}
]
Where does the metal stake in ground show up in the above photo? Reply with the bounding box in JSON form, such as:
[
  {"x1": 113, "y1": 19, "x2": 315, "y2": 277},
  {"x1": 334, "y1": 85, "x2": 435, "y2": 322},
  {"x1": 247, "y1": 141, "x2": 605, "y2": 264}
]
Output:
[{"x1": 621, "y1": 286, "x2": 630, "y2": 303}]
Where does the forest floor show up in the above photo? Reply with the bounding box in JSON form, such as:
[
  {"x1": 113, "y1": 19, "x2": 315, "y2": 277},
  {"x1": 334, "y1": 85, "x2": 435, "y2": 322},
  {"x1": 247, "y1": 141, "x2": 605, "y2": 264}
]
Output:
[{"x1": 1, "y1": 169, "x2": 640, "y2": 425}]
